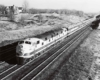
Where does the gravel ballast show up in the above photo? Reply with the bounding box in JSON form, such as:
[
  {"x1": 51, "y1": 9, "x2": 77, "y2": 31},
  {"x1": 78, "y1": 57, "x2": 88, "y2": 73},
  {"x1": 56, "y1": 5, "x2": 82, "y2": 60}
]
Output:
[{"x1": 53, "y1": 30, "x2": 100, "y2": 80}]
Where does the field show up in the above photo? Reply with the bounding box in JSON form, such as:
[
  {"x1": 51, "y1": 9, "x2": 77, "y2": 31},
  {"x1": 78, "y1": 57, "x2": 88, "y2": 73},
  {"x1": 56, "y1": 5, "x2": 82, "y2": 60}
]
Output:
[{"x1": 0, "y1": 13, "x2": 88, "y2": 47}]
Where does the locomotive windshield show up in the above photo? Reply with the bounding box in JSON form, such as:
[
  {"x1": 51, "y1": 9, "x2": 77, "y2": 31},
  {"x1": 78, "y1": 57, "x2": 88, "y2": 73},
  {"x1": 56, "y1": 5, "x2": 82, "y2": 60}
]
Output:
[
  {"x1": 25, "y1": 41, "x2": 31, "y2": 44},
  {"x1": 19, "y1": 41, "x2": 24, "y2": 44},
  {"x1": 19, "y1": 41, "x2": 31, "y2": 44}
]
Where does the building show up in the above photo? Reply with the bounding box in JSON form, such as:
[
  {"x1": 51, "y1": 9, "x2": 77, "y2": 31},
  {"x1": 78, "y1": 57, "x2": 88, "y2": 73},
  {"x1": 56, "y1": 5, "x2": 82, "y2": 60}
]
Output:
[{"x1": 5, "y1": 5, "x2": 23, "y2": 15}]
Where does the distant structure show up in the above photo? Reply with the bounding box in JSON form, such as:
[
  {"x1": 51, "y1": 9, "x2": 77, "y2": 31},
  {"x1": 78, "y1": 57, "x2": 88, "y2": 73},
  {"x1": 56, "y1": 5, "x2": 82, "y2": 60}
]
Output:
[
  {"x1": 91, "y1": 14, "x2": 100, "y2": 29},
  {"x1": 5, "y1": 5, "x2": 23, "y2": 15}
]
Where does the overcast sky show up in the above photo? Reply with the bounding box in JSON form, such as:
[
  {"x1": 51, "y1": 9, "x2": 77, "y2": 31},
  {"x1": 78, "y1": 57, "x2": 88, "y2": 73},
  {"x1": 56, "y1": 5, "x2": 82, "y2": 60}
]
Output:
[{"x1": 0, "y1": 0, "x2": 100, "y2": 13}]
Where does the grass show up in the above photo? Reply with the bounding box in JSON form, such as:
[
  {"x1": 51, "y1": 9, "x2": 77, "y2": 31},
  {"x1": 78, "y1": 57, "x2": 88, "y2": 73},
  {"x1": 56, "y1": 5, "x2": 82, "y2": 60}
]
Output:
[{"x1": 0, "y1": 25, "x2": 63, "y2": 47}]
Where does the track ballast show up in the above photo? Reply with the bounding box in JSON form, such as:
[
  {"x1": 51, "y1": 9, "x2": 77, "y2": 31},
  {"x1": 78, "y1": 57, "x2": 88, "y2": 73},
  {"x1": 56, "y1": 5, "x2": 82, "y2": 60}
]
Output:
[{"x1": 0, "y1": 25, "x2": 92, "y2": 80}]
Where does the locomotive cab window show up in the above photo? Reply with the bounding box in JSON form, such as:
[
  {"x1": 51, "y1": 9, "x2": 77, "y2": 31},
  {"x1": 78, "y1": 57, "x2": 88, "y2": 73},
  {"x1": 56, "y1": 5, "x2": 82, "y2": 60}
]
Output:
[
  {"x1": 67, "y1": 28, "x2": 68, "y2": 31},
  {"x1": 42, "y1": 42, "x2": 44, "y2": 45},
  {"x1": 37, "y1": 41, "x2": 40, "y2": 44},
  {"x1": 19, "y1": 41, "x2": 24, "y2": 44},
  {"x1": 45, "y1": 37, "x2": 47, "y2": 40},
  {"x1": 25, "y1": 41, "x2": 31, "y2": 44}
]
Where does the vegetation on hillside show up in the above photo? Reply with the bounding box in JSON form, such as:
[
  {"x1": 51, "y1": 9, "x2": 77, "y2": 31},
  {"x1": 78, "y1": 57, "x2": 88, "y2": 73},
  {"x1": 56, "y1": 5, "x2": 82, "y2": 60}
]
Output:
[{"x1": 0, "y1": 3, "x2": 94, "y2": 46}]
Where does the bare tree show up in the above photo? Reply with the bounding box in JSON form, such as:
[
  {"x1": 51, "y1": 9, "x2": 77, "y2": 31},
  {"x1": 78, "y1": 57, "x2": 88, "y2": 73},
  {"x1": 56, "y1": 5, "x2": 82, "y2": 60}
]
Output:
[
  {"x1": 22, "y1": 0, "x2": 29, "y2": 13},
  {"x1": 0, "y1": 4, "x2": 6, "y2": 14},
  {"x1": 7, "y1": 5, "x2": 15, "y2": 22}
]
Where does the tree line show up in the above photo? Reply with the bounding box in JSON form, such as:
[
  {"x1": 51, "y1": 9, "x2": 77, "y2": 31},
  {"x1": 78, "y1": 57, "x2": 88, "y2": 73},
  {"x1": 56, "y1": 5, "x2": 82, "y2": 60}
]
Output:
[
  {"x1": 0, "y1": 4, "x2": 93, "y2": 18},
  {"x1": 0, "y1": 3, "x2": 94, "y2": 22},
  {"x1": 28, "y1": 8, "x2": 87, "y2": 17}
]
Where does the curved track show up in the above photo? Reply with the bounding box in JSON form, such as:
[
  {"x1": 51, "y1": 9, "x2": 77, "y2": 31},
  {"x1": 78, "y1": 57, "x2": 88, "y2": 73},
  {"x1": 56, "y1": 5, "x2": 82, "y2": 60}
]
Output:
[
  {"x1": 0, "y1": 26, "x2": 91, "y2": 80},
  {"x1": 21, "y1": 27, "x2": 91, "y2": 80}
]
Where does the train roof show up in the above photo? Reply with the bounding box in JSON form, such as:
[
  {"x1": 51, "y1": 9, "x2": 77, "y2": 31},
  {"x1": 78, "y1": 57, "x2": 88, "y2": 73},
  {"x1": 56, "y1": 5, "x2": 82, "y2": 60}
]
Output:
[
  {"x1": 23, "y1": 38, "x2": 43, "y2": 43},
  {"x1": 19, "y1": 27, "x2": 67, "y2": 42},
  {"x1": 35, "y1": 28, "x2": 63, "y2": 39}
]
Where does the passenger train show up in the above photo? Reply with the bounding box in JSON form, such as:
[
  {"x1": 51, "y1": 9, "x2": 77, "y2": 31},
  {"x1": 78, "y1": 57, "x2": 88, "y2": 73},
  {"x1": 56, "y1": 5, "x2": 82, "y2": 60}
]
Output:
[{"x1": 16, "y1": 20, "x2": 91, "y2": 64}]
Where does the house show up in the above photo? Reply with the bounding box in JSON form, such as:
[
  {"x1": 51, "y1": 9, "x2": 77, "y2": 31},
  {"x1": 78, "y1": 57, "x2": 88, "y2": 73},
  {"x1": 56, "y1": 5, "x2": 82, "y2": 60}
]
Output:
[{"x1": 5, "y1": 5, "x2": 23, "y2": 15}]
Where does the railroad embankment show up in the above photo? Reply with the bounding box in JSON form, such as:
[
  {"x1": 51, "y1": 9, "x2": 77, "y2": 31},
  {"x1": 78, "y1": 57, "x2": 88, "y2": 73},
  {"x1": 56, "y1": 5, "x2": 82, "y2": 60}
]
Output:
[
  {"x1": 31, "y1": 27, "x2": 91, "y2": 80},
  {"x1": 0, "y1": 13, "x2": 87, "y2": 47},
  {"x1": 53, "y1": 30, "x2": 100, "y2": 80}
]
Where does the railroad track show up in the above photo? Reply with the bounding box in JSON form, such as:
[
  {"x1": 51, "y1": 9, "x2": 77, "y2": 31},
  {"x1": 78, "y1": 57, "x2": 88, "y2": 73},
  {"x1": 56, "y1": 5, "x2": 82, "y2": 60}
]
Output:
[
  {"x1": 20, "y1": 27, "x2": 91, "y2": 80},
  {"x1": 0, "y1": 26, "x2": 82, "y2": 76},
  {"x1": 0, "y1": 26, "x2": 91, "y2": 80},
  {"x1": 0, "y1": 25, "x2": 87, "y2": 79}
]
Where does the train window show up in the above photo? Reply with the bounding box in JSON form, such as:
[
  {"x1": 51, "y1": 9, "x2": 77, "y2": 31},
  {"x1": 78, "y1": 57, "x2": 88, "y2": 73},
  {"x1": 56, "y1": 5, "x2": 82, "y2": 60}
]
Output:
[
  {"x1": 37, "y1": 41, "x2": 40, "y2": 44},
  {"x1": 19, "y1": 41, "x2": 24, "y2": 44},
  {"x1": 25, "y1": 41, "x2": 31, "y2": 44},
  {"x1": 29, "y1": 42, "x2": 31, "y2": 44},
  {"x1": 42, "y1": 42, "x2": 44, "y2": 45},
  {"x1": 57, "y1": 33, "x2": 58, "y2": 35},
  {"x1": 51, "y1": 35, "x2": 53, "y2": 37},
  {"x1": 30, "y1": 52, "x2": 33, "y2": 55},
  {"x1": 24, "y1": 54, "x2": 27, "y2": 56},
  {"x1": 45, "y1": 38, "x2": 47, "y2": 40}
]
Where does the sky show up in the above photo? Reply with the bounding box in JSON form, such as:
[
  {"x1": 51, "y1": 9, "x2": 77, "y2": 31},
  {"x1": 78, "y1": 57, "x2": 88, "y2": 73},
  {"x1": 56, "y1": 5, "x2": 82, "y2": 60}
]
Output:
[{"x1": 0, "y1": 0, "x2": 100, "y2": 13}]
